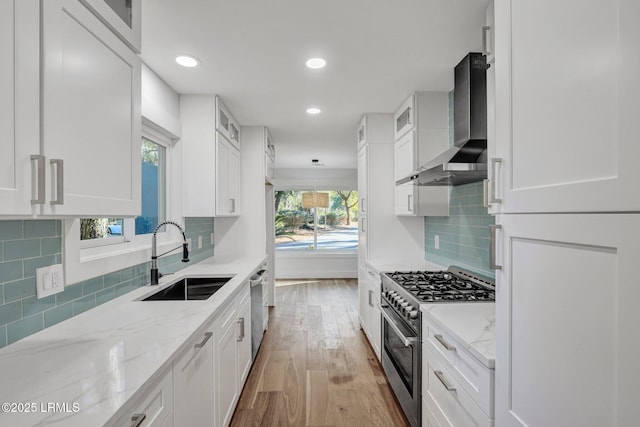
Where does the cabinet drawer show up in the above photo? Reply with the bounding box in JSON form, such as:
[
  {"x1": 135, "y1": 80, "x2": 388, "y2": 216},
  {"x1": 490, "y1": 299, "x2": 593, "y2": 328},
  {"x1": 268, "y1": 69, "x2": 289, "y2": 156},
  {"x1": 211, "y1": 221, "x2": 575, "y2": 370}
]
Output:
[
  {"x1": 423, "y1": 346, "x2": 493, "y2": 427},
  {"x1": 109, "y1": 366, "x2": 173, "y2": 427},
  {"x1": 422, "y1": 320, "x2": 494, "y2": 417}
]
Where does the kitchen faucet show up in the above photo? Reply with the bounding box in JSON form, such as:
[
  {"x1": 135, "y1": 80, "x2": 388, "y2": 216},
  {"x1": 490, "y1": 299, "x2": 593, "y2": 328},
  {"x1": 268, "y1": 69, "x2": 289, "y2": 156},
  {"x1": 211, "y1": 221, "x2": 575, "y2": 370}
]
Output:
[{"x1": 150, "y1": 221, "x2": 190, "y2": 285}]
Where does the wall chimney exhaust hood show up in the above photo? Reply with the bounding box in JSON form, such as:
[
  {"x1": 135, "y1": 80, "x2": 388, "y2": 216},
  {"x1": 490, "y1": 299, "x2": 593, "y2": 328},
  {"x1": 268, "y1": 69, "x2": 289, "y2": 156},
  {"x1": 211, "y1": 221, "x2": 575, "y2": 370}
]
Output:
[{"x1": 397, "y1": 53, "x2": 488, "y2": 186}]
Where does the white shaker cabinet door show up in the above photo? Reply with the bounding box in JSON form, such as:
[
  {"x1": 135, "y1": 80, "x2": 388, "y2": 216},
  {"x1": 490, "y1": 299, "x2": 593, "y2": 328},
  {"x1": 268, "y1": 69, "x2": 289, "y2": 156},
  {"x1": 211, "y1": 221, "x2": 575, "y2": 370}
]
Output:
[
  {"x1": 494, "y1": 214, "x2": 640, "y2": 427},
  {"x1": 493, "y1": 0, "x2": 640, "y2": 213},
  {"x1": 41, "y1": 0, "x2": 141, "y2": 216},
  {"x1": 0, "y1": 0, "x2": 39, "y2": 215}
]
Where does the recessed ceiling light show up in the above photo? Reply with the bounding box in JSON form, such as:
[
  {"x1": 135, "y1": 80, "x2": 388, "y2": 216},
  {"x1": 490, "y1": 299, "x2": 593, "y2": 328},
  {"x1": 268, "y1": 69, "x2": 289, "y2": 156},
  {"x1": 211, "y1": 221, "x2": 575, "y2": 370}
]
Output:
[
  {"x1": 305, "y1": 57, "x2": 326, "y2": 69},
  {"x1": 306, "y1": 107, "x2": 322, "y2": 115},
  {"x1": 175, "y1": 55, "x2": 199, "y2": 68}
]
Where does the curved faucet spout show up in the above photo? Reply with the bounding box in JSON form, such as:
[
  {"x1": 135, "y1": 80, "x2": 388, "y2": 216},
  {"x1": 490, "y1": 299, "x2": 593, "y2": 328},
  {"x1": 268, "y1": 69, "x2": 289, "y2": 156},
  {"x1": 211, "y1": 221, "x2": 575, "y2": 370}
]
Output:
[{"x1": 150, "y1": 221, "x2": 190, "y2": 285}]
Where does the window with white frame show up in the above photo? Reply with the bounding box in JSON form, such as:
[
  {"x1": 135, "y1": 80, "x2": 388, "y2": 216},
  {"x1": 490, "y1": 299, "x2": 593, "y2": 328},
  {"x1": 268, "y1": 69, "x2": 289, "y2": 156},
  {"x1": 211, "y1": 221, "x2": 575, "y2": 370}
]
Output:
[{"x1": 80, "y1": 131, "x2": 168, "y2": 247}]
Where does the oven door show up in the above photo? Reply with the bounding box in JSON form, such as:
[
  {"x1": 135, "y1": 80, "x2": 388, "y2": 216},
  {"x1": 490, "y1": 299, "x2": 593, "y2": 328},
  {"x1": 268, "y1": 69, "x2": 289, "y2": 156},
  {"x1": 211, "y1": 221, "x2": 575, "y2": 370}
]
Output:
[{"x1": 380, "y1": 304, "x2": 421, "y2": 427}]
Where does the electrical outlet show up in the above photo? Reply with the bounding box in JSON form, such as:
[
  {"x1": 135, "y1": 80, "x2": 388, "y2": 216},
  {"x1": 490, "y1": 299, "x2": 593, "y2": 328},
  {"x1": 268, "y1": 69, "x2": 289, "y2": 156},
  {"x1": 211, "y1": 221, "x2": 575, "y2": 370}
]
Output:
[
  {"x1": 435, "y1": 235, "x2": 440, "y2": 250},
  {"x1": 210, "y1": 233, "x2": 214, "y2": 246},
  {"x1": 36, "y1": 264, "x2": 65, "y2": 299},
  {"x1": 198, "y1": 235, "x2": 203, "y2": 249},
  {"x1": 187, "y1": 238, "x2": 192, "y2": 250}
]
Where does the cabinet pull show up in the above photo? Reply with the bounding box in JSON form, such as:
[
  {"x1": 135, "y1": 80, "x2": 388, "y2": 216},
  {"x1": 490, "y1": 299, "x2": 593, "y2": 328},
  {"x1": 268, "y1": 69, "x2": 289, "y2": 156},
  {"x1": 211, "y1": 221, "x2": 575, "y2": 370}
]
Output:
[
  {"x1": 50, "y1": 159, "x2": 64, "y2": 205},
  {"x1": 368, "y1": 289, "x2": 374, "y2": 307},
  {"x1": 30, "y1": 155, "x2": 45, "y2": 205},
  {"x1": 194, "y1": 332, "x2": 213, "y2": 350},
  {"x1": 407, "y1": 194, "x2": 413, "y2": 212},
  {"x1": 361, "y1": 198, "x2": 366, "y2": 213},
  {"x1": 130, "y1": 413, "x2": 146, "y2": 427},
  {"x1": 489, "y1": 224, "x2": 503, "y2": 270},
  {"x1": 483, "y1": 179, "x2": 489, "y2": 208},
  {"x1": 237, "y1": 318, "x2": 245, "y2": 341},
  {"x1": 434, "y1": 370, "x2": 456, "y2": 392},
  {"x1": 489, "y1": 158, "x2": 502, "y2": 203},
  {"x1": 434, "y1": 334, "x2": 456, "y2": 351},
  {"x1": 230, "y1": 198, "x2": 236, "y2": 213},
  {"x1": 482, "y1": 25, "x2": 492, "y2": 56},
  {"x1": 361, "y1": 218, "x2": 366, "y2": 233},
  {"x1": 406, "y1": 107, "x2": 412, "y2": 125}
]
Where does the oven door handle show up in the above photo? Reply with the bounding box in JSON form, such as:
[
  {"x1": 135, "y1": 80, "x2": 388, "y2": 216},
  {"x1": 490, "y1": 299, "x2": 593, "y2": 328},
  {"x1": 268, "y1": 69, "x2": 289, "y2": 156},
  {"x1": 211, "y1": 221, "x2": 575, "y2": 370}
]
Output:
[{"x1": 378, "y1": 304, "x2": 417, "y2": 347}]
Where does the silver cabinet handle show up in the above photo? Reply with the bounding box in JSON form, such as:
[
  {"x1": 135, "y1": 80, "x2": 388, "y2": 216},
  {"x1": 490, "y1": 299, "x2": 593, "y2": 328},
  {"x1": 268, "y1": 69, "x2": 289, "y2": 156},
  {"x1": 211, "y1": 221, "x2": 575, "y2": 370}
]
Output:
[
  {"x1": 482, "y1": 25, "x2": 492, "y2": 56},
  {"x1": 130, "y1": 413, "x2": 146, "y2": 427},
  {"x1": 408, "y1": 194, "x2": 413, "y2": 212},
  {"x1": 406, "y1": 107, "x2": 412, "y2": 125},
  {"x1": 361, "y1": 198, "x2": 366, "y2": 213},
  {"x1": 379, "y1": 305, "x2": 417, "y2": 347},
  {"x1": 489, "y1": 158, "x2": 502, "y2": 203},
  {"x1": 50, "y1": 159, "x2": 64, "y2": 205},
  {"x1": 237, "y1": 318, "x2": 245, "y2": 341},
  {"x1": 434, "y1": 334, "x2": 456, "y2": 352},
  {"x1": 194, "y1": 332, "x2": 213, "y2": 350},
  {"x1": 434, "y1": 370, "x2": 456, "y2": 392},
  {"x1": 489, "y1": 224, "x2": 503, "y2": 270},
  {"x1": 483, "y1": 179, "x2": 489, "y2": 208},
  {"x1": 367, "y1": 270, "x2": 376, "y2": 277},
  {"x1": 30, "y1": 155, "x2": 45, "y2": 205},
  {"x1": 361, "y1": 217, "x2": 366, "y2": 233},
  {"x1": 368, "y1": 289, "x2": 374, "y2": 307},
  {"x1": 230, "y1": 198, "x2": 236, "y2": 213}
]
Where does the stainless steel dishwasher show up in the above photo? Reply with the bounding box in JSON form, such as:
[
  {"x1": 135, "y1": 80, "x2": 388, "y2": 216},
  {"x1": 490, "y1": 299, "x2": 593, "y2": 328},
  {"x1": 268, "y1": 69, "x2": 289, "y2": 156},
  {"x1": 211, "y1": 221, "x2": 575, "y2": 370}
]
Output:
[{"x1": 250, "y1": 269, "x2": 267, "y2": 360}]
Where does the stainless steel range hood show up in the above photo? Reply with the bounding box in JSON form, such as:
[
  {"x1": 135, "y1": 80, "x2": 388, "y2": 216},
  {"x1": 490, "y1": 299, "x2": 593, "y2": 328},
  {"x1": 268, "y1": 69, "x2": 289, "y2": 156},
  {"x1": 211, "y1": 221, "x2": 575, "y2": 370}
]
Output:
[{"x1": 397, "y1": 53, "x2": 488, "y2": 187}]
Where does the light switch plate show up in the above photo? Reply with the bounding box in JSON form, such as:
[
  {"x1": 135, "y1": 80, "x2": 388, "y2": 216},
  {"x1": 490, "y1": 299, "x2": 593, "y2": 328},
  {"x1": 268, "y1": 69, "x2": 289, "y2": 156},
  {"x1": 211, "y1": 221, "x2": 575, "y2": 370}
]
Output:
[
  {"x1": 198, "y1": 235, "x2": 203, "y2": 249},
  {"x1": 36, "y1": 264, "x2": 65, "y2": 299},
  {"x1": 210, "y1": 233, "x2": 214, "y2": 246},
  {"x1": 435, "y1": 235, "x2": 440, "y2": 250}
]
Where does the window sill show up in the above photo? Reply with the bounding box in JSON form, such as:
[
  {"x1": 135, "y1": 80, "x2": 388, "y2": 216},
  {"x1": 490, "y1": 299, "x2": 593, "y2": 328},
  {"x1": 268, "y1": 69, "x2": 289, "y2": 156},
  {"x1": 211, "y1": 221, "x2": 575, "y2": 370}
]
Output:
[
  {"x1": 275, "y1": 251, "x2": 358, "y2": 258},
  {"x1": 64, "y1": 219, "x2": 182, "y2": 285}
]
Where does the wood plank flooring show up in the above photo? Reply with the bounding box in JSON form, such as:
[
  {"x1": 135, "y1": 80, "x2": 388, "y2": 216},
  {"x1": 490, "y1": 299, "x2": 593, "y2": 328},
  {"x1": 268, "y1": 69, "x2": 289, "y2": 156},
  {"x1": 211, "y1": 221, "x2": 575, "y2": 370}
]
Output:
[{"x1": 231, "y1": 279, "x2": 409, "y2": 427}]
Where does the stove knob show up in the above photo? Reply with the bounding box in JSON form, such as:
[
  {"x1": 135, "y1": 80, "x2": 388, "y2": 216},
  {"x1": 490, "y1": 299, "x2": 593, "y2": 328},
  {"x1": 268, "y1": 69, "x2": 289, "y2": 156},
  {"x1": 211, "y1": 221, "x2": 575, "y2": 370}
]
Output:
[
  {"x1": 409, "y1": 310, "x2": 419, "y2": 320},
  {"x1": 395, "y1": 298, "x2": 405, "y2": 307},
  {"x1": 400, "y1": 302, "x2": 409, "y2": 311}
]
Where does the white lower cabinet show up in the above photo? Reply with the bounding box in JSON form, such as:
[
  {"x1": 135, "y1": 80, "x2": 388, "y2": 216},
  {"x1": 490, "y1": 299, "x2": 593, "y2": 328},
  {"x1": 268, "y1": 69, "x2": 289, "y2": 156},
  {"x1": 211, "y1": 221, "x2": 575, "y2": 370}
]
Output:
[
  {"x1": 494, "y1": 214, "x2": 640, "y2": 426},
  {"x1": 215, "y1": 283, "x2": 252, "y2": 427},
  {"x1": 173, "y1": 325, "x2": 215, "y2": 426},
  {"x1": 422, "y1": 317, "x2": 494, "y2": 427},
  {"x1": 109, "y1": 366, "x2": 173, "y2": 427}
]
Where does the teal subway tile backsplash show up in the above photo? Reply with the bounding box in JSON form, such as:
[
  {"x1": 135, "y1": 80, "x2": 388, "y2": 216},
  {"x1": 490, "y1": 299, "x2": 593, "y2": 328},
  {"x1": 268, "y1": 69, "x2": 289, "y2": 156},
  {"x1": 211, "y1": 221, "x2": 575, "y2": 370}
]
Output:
[
  {"x1": 0, "y1": 217, "x2": 215, "y2": 349},
  {"x1": 7, "y1": 314, "x2": 43, "y2": 345}
]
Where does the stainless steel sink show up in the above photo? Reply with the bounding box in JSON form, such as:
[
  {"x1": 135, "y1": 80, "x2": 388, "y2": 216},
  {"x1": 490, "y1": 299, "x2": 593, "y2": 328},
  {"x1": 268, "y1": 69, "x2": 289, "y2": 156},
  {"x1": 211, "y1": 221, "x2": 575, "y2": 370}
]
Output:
[{"x1": 142, "y1": 276, "x2": 234, "y2": 301}]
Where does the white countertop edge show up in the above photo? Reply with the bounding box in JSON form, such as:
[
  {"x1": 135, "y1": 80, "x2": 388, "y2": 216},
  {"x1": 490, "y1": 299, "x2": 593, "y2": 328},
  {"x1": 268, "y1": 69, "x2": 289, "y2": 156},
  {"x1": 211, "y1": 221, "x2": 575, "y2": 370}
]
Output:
[
  {"x1": 0, "y1": 254, "x2": 266, "y2": 427},
  {"x1": 420, "y1": 302, "x2": 496, "y2": 369}
]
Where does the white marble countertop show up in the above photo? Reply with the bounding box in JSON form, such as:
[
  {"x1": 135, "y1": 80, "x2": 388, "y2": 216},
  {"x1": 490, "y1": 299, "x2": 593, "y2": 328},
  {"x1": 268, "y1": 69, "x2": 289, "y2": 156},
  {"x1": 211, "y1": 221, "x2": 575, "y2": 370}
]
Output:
[
  {"x1": 0, "y1": 254, "x2": 265, "y2": 427},
  {"x1": 420, "y1": 303, "x2": 496, "y2": 368}
]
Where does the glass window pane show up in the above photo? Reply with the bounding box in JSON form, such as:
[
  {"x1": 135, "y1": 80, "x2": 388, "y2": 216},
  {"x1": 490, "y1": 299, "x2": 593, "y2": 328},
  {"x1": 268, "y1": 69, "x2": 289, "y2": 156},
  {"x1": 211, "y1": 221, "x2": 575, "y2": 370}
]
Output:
[
  {"x1": 136, "y1": 138, "x2": 166, "y2": 235},
  {"x1": 275, "y1": 190, "x2": 358, "y2": 251},
  {"x1": 80, "y1": 218, "x2": 123, "y2": 240},
  {"x1": 104, "y1": 0, "x2": 132, "y2": 28}
]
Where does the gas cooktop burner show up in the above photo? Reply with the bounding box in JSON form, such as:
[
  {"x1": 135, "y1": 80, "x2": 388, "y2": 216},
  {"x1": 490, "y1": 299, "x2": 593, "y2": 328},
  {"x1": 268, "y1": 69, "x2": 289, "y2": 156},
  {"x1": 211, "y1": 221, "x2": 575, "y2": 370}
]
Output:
[{"x1": 384, "y1": 268, "x2": 495, "y2": 303}]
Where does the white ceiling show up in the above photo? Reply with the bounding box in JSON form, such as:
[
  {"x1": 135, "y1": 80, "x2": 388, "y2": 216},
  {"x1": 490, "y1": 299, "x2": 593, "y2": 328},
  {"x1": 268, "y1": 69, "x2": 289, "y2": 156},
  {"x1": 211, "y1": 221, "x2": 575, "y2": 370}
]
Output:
[{"x1": 141, "y1": 0, "x2": 489, "y2": 169}]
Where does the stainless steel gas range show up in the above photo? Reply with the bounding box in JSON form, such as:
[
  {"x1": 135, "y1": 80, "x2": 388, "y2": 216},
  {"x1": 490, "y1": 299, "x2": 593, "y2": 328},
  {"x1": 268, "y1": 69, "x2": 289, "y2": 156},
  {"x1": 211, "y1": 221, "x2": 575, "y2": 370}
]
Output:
[{"x1": 379, "y1": 266, "x2": 495, "y2": 427}]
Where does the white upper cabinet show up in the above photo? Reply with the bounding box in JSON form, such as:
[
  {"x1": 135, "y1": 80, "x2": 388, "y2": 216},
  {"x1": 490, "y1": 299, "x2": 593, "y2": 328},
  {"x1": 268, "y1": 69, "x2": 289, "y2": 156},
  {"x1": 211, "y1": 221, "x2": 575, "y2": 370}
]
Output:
[
  {"x1": 393, "y1": 92, "x2": 450, "y2": 216},
  {"x1": 493, "y1": 0, "x2": 640, "y2": 213},
  {"x1": 393, "y1": 94, "x2": 415, "y2": 140},
  {"x1": 216, "y1": 96, "x2": 240, "y2": 150},
  {"x1": 357, "y1": 144, "x2": 368, "y2": 216},
  {"x1": 80, "y1": 0, "x2": 141, "y2": 52},
  {"x1": 0, "y1": 0, "x2": 39, "y2": 215},
  {"x1": 41, "y1": 0, "x2": 141, "y2": 216},
  {"x1": 483, "y1": 0, "x2": 495, "y2": 65},
  {"x1": 357, "y1": 115, "x2": 367, "y2": 150},
  {"x1": 216, "y1": 133, "x2": 241, "y2": 217},
  {"x1": 181, "y1": 95, "x2": 241, "y2": 217},
  {"x1": 1, "y1": 0, "x2": 141, "y2": 217}
]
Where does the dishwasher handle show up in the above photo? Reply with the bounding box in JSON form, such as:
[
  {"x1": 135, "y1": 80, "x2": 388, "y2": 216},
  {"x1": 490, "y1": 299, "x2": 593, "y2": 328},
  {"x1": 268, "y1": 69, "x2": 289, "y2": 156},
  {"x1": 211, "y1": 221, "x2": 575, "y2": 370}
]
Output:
[{"x1": 250, "y1": 270, "x2": 267, "y2": 287}]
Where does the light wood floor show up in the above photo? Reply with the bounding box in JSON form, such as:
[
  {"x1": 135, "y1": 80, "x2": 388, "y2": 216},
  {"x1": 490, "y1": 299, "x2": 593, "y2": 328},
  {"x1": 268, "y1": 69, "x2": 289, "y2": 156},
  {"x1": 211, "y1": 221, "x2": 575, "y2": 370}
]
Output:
[{"x1": 230, "y1": 279, "x2": 409, "y2": 427}]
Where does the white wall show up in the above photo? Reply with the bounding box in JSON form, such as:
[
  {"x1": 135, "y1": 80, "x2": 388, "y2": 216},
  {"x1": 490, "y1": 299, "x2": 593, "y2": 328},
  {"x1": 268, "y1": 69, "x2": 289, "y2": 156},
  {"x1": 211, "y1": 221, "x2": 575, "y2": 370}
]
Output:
[
  {"x1": 275, "y1": 252, "x2": 357, "y2": 279},
  {"x1": 273, "y1": 168, "x2": 357, "y2": 191},
  {"x1": 141, "y1": 63, "x2": 181, "y2": 138}
]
